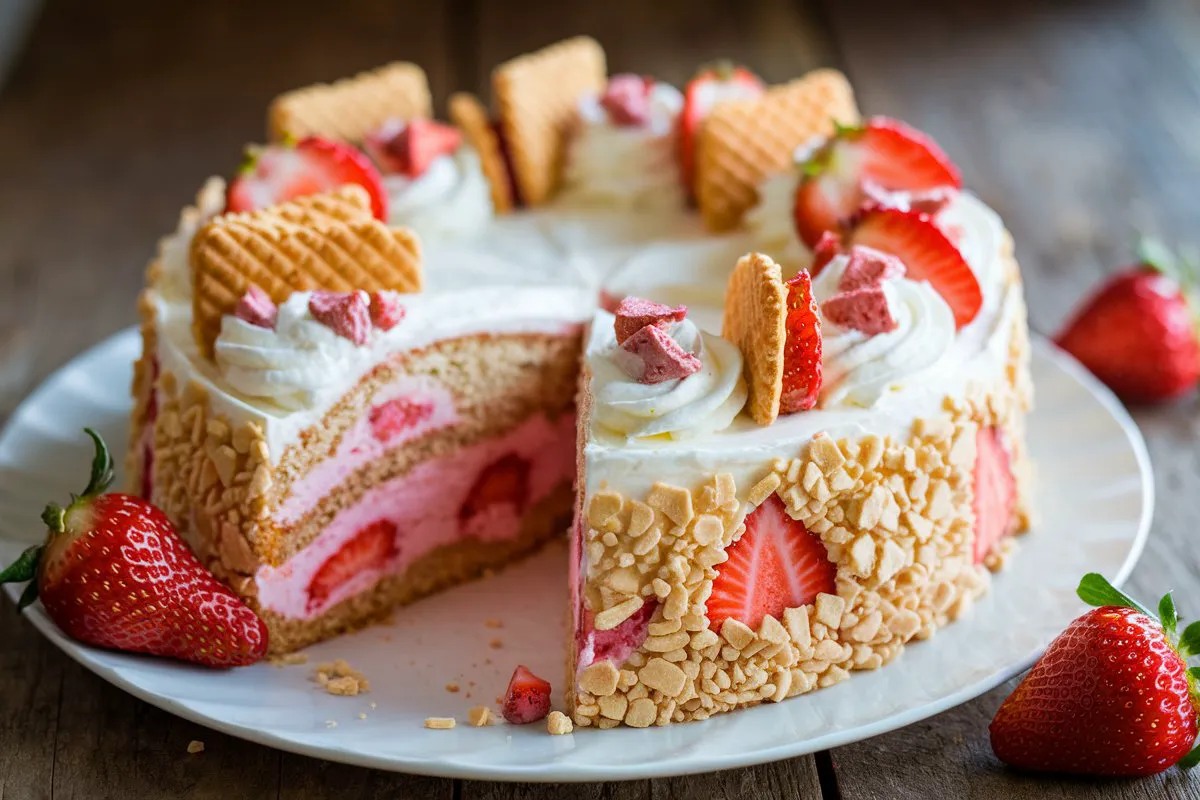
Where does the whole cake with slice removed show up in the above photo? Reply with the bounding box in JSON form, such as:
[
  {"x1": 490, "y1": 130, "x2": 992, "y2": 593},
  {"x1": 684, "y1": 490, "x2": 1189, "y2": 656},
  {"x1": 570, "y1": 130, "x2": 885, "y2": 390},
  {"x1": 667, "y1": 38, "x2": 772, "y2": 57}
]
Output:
[{"x1": 119, "y1": 35, "x2": 1031, "y2": 728}]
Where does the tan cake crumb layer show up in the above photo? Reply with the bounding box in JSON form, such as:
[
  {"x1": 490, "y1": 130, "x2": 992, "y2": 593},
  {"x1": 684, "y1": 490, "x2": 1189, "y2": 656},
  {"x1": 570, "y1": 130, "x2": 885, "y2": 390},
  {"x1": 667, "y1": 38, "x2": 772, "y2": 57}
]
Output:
[
  {"x1": 259, "y1": 481, "x2": 574, "y2": 655},
  {"x1": 262, "y1": 331, "x2": 581, "y2": 564}
]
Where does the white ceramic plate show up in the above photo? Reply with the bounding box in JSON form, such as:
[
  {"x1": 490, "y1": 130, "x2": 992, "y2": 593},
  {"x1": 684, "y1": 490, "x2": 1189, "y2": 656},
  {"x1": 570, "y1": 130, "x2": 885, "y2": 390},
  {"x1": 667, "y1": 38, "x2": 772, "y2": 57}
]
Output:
[{"x1": 0, "y1": 330, "x2": 1151, "y2": 782}]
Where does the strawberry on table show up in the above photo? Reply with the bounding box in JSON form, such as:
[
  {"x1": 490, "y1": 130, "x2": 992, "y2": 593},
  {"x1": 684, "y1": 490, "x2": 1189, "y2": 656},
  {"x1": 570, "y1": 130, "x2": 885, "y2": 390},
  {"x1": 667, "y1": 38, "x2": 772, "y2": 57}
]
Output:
[
  {"x1": 679, "y1": 63, "x2": 764, "y2": 199},
  {"x1": 0, "y1": 429, "x2": 268, "y2": 667},
  {"x1": 501, "y1": 665, "x2": 552, "y2": 724},
  {"x1": 1054, "y1": 239, "x2": 1200, "y2": 404},
  {"x1": 793, "y1": 117, "x2": 962, "y2": 248},
  {"x1": 780, "y1": 270, "x2": 823, "y2": 413},
  {"x1": 847, "y1": 208, "x2": 982, "y2": 329},
  {"x1": 990, "y1": 573, "x2": 1200, "y2": 777},
  {"x1": 364, "y1": 118, "x2": 463, "y2": 180},
  {"x1": 226, "y1": 135, "x2": 389, "y2": 221},
  {"x1": 707, "y1": 494, "x2": 835, "y2": 631}
]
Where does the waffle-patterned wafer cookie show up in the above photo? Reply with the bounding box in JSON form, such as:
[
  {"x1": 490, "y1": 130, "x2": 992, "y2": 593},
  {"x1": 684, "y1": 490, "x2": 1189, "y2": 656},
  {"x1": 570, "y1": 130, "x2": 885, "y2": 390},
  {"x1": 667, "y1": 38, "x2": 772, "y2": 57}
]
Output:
[
  {"x1": 697, "y1": 69, "x2": 859, "y2": 232},
  {"x1": 493, "y1": 36, "x2": 606, "y2": 206},
  {"x1": 191, "y1": 213, "x2": 423, "y2": 357},
  {"x1": 268, "y1": 62, "x2": 432, "y2": 144},
  {"x1": 722, "y1": 252, "x2": 787, "y2": 425},
  {"x1": 449, "y1": 92, "x2": 514, "y2": 214}
]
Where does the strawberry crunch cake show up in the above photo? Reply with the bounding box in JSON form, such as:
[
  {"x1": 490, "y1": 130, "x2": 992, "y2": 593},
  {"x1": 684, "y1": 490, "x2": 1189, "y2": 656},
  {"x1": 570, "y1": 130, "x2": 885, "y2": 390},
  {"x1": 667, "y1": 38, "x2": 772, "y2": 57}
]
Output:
[{"x1": 126, "y1": 36, "x2": 1032, "y2": 729}]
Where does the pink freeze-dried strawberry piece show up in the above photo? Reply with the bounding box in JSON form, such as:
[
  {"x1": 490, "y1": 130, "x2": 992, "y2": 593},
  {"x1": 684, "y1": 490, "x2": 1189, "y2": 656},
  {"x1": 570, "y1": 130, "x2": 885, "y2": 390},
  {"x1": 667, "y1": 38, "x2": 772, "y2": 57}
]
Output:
[
  {"x1": 600, "y1": 74, "x2": 653, "y2": 127},
  {"x1": 838, "y1": 245, "x2": 906, "y2": 292},
  {"x1": 309, "y1": 291, "x2": 372, "y2": 345},
  {"x1": 235, "y1": 285, "x2": 278, "y2": 329},
  {"x1": 368, "y1": 397, "x2": 435, "y2": 443},
  {"x1": 613, "y1": 324, "x2": 703, "y2": 384},
  {"x1": 501, "y1": 665, "x2": 552, "y2": 724},
  {"x1": 369, "y1": 290, "x2": 406, "y2": 331},
  {"x1": 598, "y1": 289, "x2": 624, "y2": 314},
  {"x1": 613, "y1": 296, "x2": 688, "y2": 344},
  {"x1": 822, "y1": 285, "x2": 898, "y2": 336},
  {"x1": 366, "y1": 118, "x2": 462, "y2": 180}
]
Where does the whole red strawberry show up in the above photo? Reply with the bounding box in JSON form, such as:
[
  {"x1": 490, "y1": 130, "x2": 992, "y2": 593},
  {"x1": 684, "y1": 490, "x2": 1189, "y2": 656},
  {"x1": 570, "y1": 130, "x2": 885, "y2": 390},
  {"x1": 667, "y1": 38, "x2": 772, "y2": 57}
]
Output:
[
  {"x1": 0, "y1": 429, "x2": 268, "y2": 667},
  {"x1": 990, "y1": 573, "x2": 1200, "y2": 776},
  {"x1": 1054, "y1": 240, "x2": 1200, "y2": 404}
]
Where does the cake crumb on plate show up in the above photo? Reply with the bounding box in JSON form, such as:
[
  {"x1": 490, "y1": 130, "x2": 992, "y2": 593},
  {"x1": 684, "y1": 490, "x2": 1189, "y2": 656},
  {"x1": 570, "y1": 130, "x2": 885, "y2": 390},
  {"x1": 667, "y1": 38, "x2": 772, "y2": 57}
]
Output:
[
  {"x1": 468, "y1": 705, "x2": 494, "y2": 727},
  {"x1": 267, "y1": 652, "x2": 309, "y2": 668},
  {"x1": 424, "y1": 717, "x2": 456, "y2": 730},
  {"x1": 313, "y1": 659, "x2": 370, "y2": 695},
  {"x1": 547, "y1": 711, "x2": 573, "y2": 735},
  {"x1": 187, "y1": 740, "x2": 205, "y2": 754},
  {"x1": 445, "y1": 682, "x2": 461, "y2": 693}
]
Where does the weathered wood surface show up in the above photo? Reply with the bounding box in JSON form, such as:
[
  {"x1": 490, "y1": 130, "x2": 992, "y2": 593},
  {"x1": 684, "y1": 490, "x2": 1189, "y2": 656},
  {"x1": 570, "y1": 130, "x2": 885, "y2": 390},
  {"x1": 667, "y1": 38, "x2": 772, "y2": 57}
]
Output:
[{"x1": 1, "y1": 0, "x2": 1198, "y2": 797}]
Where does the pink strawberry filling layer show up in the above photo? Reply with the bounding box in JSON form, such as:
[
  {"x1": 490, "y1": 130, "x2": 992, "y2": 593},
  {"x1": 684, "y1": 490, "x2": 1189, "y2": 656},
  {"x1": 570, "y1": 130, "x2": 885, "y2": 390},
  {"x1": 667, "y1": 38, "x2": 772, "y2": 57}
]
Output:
[
  {"x1": 273, "y1": 376, "x2": 460, "y2": 525},
  {"x1": 256, "y1": 411, "x2": 576, "y2": 620}
]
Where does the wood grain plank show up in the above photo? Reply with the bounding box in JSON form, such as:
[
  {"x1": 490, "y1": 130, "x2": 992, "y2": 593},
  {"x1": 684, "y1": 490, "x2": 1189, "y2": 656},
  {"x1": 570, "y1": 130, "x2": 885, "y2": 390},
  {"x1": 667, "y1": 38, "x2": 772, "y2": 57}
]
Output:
[
  {"x1": 462, "y1": 778, "x2": 648, "y2": 800},
  {"x1": 821, "y1": 0, "x2": 1200, "y2": 796},
  {"x1": 277, "y1": 755, "x2": 454, "y2": 800},
  {"x1": 0, "y1": 601, "x2": 61, "y2": 800}
]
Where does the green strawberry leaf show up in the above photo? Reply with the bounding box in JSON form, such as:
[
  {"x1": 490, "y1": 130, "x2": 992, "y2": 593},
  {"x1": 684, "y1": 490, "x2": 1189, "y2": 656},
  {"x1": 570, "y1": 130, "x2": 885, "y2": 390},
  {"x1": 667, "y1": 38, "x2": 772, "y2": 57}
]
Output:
[
  {"x1": 16, "y1": 579, "x2": 39, "y2": 611},
  {"x1": 1178, "y1": 621, "x2": 1200, "y2": 658},
  {"x1": 1177, "y1": 745, "x2": 1200, "y2": 770},
  {"x1": 1160, "y1": 592, "x2": 1179, "y2": 639},
  {"x1": 0, "y1": 544, "x2": 41, "y2": 586},
  {"x1": 1076, "y1": 573, "x2": 1154, "y2": 618},
  {"x1": 1137, "y1": 236, "x2": 1180, "y2": 277},
  {"x1": 81, "y1": 427, "x2": 115, "y2": 498}
]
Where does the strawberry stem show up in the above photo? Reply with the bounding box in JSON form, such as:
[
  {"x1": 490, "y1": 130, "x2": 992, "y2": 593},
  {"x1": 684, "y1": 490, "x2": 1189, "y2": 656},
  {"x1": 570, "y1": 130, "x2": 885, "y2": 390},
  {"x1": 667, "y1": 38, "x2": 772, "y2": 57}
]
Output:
[
  {"x1": 1161, "y1": 592, "x2": 1180, "y2": 639},
  {"x1": 1178, "y1": 621, "x2": 1200, "y2": 658}
]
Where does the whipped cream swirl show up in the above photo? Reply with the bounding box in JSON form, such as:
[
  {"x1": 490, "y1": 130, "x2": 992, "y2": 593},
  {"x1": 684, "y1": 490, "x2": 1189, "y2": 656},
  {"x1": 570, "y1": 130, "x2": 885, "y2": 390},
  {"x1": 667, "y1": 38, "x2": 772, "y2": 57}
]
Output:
[
  {"x1": 592, "y1": 316, "x2": 747, "y2": 439},
  {"x1": 815, "y1": 255, "x2": 955, "y2": 408},
  {"x1": 214, "y1": 293, "x2": 375, "y2": 410},
  {"x1": 384, "y1": 146, "x2": 493, "y2": 240},
  {"x1": 561, "y1": 83, "x2": 685, "y2": 210}
]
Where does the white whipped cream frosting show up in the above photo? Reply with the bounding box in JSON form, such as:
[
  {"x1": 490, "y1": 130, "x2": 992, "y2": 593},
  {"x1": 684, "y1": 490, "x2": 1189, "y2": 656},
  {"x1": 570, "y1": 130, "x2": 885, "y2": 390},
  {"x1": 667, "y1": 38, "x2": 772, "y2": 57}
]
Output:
[
  {"x1": 813, "y1": 255, "x2": 956, "y2": 408},
  {"x1": 384, "y1": 146, "x2": 493, "y2": 240},
  {"x1": 214, "y1": 292, "x2": 377, "y2": 410},
  {"x1": 561, "y1": 83, "x2": 685, "y2": 210},
  {"x1": 588, "y1": 311, "x2": 747, "y2": 440}
]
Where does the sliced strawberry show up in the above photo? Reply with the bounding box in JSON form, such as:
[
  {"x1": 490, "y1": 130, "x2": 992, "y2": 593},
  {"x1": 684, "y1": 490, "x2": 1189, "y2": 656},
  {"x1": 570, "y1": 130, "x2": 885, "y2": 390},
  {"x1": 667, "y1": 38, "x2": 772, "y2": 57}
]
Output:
[
  {"x1": 780, "y1": 270, "x2": 823, "y2": 414},
  {"x1": 501, "y1": 665, "x2": 552, "y2": 724},
  {"x1": 973, "y1": 427, "x2": 1016, "y2": 564},
  {"x1": 809, "y1": 231, "x2": 843, "y2": 278},
  {"x1": 225, "y1": 136, "x2": 388, "y2": 220},
  {"x1": 707, "y1": 494, "x2": 835, "y2": 631},
  {"x1": 460, "y1": 454, "x2": 531, "y2": 524},
  {"x1": 364, "y1": 118, "x2": 462, "y2": 180},
  {"x1": 793, "y1": 117, "x2": 962, "y2": 247},
  {"x1": 368, "y1": 397, "x2": 436, "y2": 444},
  {"x1": 307, "y1": 520, "x2": 399, "y2": 612},
  {"x1": 679, "y1": 64, "x2": 764, "y2": 199},
  {"x1": 847, "y1": 208, "x2": 982, "y2": 329}
]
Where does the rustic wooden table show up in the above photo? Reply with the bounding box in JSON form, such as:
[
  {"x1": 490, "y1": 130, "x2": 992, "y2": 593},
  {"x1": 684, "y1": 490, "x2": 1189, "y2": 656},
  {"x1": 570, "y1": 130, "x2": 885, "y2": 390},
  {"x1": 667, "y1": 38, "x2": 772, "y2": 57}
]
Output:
[{"x1": 2, "y1": 0, "x2": 1199, "y2": 797}]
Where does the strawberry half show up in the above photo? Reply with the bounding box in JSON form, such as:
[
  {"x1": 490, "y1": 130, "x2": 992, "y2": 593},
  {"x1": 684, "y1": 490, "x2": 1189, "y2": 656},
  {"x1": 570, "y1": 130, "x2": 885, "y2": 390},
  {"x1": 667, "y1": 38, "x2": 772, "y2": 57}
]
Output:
[
  {"x1": 780, "y1": 270, "x2": 823, "y2": 414},
  {"x1": 226, "y1": 135, "x2": 388, "y2": 221},
  {"x1": 501, "y1": 665, "x2": 552, "y2": 724},
  {"x1": 793, "y1": 117, "x2": 962, "y2": 247},
  {"x1": 1054, "y1": 240, "x2": 1200, "y2": 404},
  {"x1": 679, "y1": 63, "x2": 764, "y2": 199},
  {"x1": 990, "y1": 573, "x2": 1200, "y2": 776},
  {"x1": 0, "y1": 430, "x2": 268, "y2": 667},
  {"x1": 707, "y1": 494, "x2": 835, "y2": 631},
  {"x1": 306, "y1": 519, "x2": 399, "y2": 613},
  {"x1": 847, "y1": 208, "x2": 982, "y2": 329},
  {"x1": 972, "y1": 426, "x2": 1016, "y2": 563}
]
